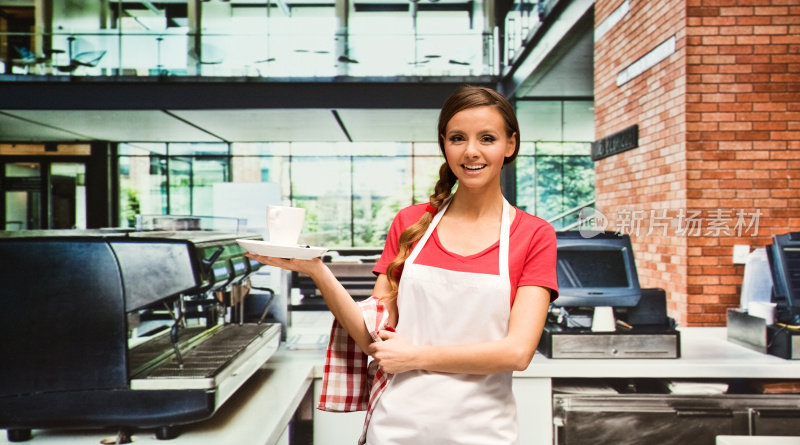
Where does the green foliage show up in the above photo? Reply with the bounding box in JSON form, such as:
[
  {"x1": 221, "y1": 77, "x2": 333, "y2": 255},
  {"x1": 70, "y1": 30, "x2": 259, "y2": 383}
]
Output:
[
  {"x1": 516, "y1": 142, "x2": 594, "y2": 229},
  {"x1": 123, "y1": 189, "x2": 140, "y2": 228}
]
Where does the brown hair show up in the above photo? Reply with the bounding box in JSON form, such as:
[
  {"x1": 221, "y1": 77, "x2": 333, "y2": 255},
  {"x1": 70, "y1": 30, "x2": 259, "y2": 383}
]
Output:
[{"x1": 383, "y1": 86, "x2": 521, "y2": 302}]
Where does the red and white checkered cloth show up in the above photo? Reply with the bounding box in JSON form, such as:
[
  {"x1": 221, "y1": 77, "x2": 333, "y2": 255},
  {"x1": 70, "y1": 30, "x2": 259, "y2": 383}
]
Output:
[{"x1": 318, "y1": 295, "x2": 393, "y2": 444}]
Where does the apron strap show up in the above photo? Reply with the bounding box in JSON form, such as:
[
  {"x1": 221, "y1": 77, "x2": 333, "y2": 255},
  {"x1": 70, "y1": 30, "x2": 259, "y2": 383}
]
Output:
[
  {"x1": 406, "y1": 198, "x2": 450, "y2": 265},
  {"x1": 498, "y1": 198, "x2": 511, "y2": 281},
  {"x1": 406, "y1": 197, "x2": 512, "y2": 280}
]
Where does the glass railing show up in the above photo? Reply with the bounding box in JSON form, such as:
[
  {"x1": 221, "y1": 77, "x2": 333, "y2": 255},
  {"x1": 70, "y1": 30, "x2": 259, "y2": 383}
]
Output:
[
  {"x1": 1, "y1": 30, "x2": 497, "y2": 78},
  {"x1": 503, "y1": 0, "x2": 561, "y2": 65}
]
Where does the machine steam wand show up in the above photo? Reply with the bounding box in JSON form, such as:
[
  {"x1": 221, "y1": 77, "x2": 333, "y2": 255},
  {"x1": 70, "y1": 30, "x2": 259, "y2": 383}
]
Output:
[{"x1": 164, "y1": 301, "x2": 185, "y2": 368}]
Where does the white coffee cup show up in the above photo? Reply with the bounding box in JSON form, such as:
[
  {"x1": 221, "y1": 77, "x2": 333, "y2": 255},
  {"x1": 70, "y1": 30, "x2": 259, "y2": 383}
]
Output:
[
  {"x1": 266, "y1": 205, "x2": 305, "y2": 246},
  {"x1": 591, "y1": 306, "x2": 616, "y2": 332}
]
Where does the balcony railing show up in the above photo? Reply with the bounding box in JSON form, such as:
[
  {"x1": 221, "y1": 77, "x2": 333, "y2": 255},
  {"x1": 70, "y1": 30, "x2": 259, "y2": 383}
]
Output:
[
  {"x1": 1, "y1": 30, "x2": 497, "y2": 79},
  {"x1": 503, "y1": 0, "x2": 560, "y2": 66}
]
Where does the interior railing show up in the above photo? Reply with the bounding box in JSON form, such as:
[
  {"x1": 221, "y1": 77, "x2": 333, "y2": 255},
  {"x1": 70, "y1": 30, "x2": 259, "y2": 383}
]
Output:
[
  {"x1": 0, "y1": 30, "x2": 497, "y2": 78},
  {"x1": 503, "y1": 0, "x2": 560, "y2": 66},
  {"x1": 547, "y1": 200, "x2": 596, "y2": 231}
]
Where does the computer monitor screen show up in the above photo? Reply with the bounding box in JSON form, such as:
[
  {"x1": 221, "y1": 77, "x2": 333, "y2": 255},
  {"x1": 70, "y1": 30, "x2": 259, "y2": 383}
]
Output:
[
  {"x1": 766, "y1": 232, "x2": 800, "y2": 324},
  {"x1": 553, "y1": 231, "x2": 642, "y2": 308},
  {"x1": 558, "y1": 249, "x2": 629, "y2": 288}
]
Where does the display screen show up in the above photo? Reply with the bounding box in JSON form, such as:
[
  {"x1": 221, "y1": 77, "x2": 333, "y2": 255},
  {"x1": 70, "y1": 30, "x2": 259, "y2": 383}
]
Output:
[
  {"x1": 767, "y1": 233, "x2": 800, "y2": 323},
  {"x1": 784, "y1": 247, "x2": 800, "y2": 294},
  {"x1": 557, "y1": 248, "x2": 629, "y2": 288}
]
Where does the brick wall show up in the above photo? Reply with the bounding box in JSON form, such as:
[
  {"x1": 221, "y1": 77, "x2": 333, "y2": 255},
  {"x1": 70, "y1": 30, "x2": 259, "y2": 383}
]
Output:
[
  {"x1": 684, "y1": 0, "x2": 800, "y2": 325},
  {"x1": 593, "y1": 0, "x2": 800, "y2": 326},
  {"x1": 594, "y1": 0, "x2": 691, "y2": 324}
]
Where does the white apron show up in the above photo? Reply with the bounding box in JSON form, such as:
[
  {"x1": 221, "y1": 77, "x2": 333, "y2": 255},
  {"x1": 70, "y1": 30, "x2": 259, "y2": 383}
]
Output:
[{"x1": 366, "y1": 198, "x2": 517, "y2": 445}]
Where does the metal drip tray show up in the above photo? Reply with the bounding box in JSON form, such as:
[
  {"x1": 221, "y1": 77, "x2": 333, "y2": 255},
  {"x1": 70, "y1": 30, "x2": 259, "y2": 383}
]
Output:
[{"x1": 130, "y1": 323, "x2": 280, "y2": 392}]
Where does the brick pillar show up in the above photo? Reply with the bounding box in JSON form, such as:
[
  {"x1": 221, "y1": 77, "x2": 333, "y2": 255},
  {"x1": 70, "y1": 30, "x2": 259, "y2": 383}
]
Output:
[{"x1": 593, "y1": 0, "x2": 800, "y2": 326}]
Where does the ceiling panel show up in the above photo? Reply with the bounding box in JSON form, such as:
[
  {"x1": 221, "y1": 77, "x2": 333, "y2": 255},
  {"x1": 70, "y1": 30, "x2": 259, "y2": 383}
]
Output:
[
  {"x1": 0, "y1": 112, "x2": 90, "y2": 141},
  {"x1": 170, "y1": 109, "x2": 348, "y2": 142},
  {"x1": 336, "y1": 109, "x2": 440, "y2": 142},
  {"x1": 3, "y1": 110, "x2": 222, "y2": 142},
  {"x1": 0, "y1": 108, "x2": 444, "y2": 143},
  {"x1": 513, "y1": 15, "x2": 594, "y2": 99},
  {"x1": 0, "y1": 107, "x2": 480, "y2": 144}
]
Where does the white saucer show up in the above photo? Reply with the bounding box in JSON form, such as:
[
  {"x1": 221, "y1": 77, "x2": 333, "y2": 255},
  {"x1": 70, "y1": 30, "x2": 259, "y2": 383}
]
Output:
[{"x1": 237, "y1": 239, "x2": 327, "y2": 260}]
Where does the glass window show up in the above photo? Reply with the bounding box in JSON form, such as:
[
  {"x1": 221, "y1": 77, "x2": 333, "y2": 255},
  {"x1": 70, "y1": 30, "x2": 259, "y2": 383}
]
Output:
[
  {"x1": 514, "y1": 148, "x2": 537, "y2": 215},
  {"x1": 291, "y1": 156, "x2": 352, "y2": 246},
  {"x1": 517, "y1": 101, "x2": 562, "y2": 141},
  {"x1": 231, "y1": 153, "x2": 288, "y2": 184},
  {"x1": 515, "y1": 141, "x2": 593, "y2": 228},
  {"x1": 563, "y1": 102, "x2": 595, "y2": 142},
  {"x1": 515, "y1": 100, "x2": 595, "y2": 227},
  {"x1": 170, "y1": 143, "x2": 228, "y2": 156},
  {"x1": 166, "y1": 155, "x2": 229, "y2": 216},
  {"x1": 231, "y1": 142, "x2": 290, "y2": 157},
  {"x1": 413, "y1": 155, "x2": 444, "y2": 204},
  {"x1": 230, "y1": 143, "x2": 290, "y2": 192},
  {"x1": 16, "y1": 1, "x2": 496, "y2": 78},
  {"x1": 414, "y1": 142, "x2": 441, "y2": 156},
  {"x1": 563, "y1": 154, "x2": 594, "y2": 215},
  {"x1": 191, "y1": 157, "x2": 229, "y2": 216},
  {"x1": 119, "y1": 142, "x2": 167, "y2": 156},
  {"x1": 168, "y1": 156, "x2": 193, "y2": 215},
  {"x1": 119, "y1": 153, "x2": 167, "y2": 227},
  {"x1": 4, "y1": 162, "x2": 41, "y2": 230},
  {"x1": 412, "y1": 142, "x2": 443, "y2": 203},
  {"x1": 534, "y1": 154, "x2": 565, "y2": 223},
  {"x1": 352, "y1": 156, "x2": 412, "y2": 246},
  {"x1": 50, "y1": 163, "x2": 86, "y2": 229},
  {"x1": 118, "y1": 136, "x2": 593, "y2": 245},
  {"x1": 516, "y1": 100, "x2": 595, "y2": 143}
]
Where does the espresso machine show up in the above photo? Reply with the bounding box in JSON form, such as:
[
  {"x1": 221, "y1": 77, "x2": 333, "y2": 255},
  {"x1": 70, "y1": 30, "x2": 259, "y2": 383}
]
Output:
[{"x1": 0, "y1": 228, "x2": 281, "y2": 442}]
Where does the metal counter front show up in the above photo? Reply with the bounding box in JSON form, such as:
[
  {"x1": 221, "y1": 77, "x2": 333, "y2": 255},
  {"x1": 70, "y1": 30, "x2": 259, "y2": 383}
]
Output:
[{"x1": 514, "y1": 328, "x2": 800, "y2": 445}]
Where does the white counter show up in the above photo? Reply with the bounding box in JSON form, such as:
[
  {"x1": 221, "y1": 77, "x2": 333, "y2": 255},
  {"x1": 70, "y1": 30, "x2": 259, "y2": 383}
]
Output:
[
  {"x1": 2, "y1": 328, "x2": 797, "y2": 445},
  {"x1": 717, "y1": 437, "x2": 800, "y2": 445},
  {"x1": 299, "y1": 327, "x2": 800, "y2": 379},
  {"x1": 516, "y1": 327, "x2": 800, "y2": 379}
]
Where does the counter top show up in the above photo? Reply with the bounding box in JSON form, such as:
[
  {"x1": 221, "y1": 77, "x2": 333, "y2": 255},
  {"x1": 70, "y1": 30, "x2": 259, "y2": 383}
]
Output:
[
  {"x1": 2, "y1": 327, "x2": 797, "y2": 445},
  {"x1": 0, "y1": 350, "x2": 317, "y2": 445},
  {"x1": 515, "y1": 327, "x2": 800, "y2": 379},
  {"x1": 297, "y1": 327, "x2": 800, "y2": 379},
  {"x1": 717, "y1": 436, "x2": 800, "y2": 445}
]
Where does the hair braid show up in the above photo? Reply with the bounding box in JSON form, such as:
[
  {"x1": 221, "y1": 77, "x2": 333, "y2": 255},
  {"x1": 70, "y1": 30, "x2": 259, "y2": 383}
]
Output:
[{"x1": 383, "y1": 162, "x2": 457, "y2": 302}]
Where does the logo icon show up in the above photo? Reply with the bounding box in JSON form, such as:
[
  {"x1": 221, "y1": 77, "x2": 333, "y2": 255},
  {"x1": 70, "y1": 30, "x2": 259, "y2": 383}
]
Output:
[{"x1": 577, "y1": 207, "x2": 608, "y2": 238}]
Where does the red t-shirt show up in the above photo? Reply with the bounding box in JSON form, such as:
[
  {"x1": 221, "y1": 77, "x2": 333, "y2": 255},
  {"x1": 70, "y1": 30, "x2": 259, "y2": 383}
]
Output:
[{"x1": 373, "y1": 203, "x2": 559, "y2": 306}]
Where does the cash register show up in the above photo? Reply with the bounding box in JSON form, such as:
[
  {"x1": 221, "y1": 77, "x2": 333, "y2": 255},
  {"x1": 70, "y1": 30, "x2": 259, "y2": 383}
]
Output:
[{"x1": 537, "y1": 231, "x2": 680, "y2": 359}]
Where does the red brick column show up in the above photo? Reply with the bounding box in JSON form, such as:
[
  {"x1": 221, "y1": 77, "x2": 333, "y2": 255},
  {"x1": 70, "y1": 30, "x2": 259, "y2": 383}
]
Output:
[{"x1": 593, "y1": 0, "x2": 800, "y2": 326}]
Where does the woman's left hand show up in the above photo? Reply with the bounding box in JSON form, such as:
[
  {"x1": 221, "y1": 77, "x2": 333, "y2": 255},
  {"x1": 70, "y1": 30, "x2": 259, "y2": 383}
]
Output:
[
  {"x1": 367, "y1": 330, "x2": 419, "y2": 375},
  {"x1": 245, "y1": 253, "x2": 325, "y2": 278}
]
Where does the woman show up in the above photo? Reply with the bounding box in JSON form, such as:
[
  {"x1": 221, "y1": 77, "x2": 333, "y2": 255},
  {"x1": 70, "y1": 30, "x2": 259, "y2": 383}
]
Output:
[{"x1": 248, "y1": 85, "x2": 558, "y2": 444}]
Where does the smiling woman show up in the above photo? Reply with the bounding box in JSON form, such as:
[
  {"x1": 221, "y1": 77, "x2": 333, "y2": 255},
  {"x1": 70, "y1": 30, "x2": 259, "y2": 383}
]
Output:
[{"x1": 245, "y1": 86, "x2": 558, "y2": 445}]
